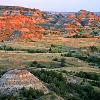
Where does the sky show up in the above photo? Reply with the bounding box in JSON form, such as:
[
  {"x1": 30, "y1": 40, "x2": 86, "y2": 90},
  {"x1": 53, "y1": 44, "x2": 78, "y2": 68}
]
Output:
[{"x1": 0, "y1": 0, "x2": 100, "y2": 12}]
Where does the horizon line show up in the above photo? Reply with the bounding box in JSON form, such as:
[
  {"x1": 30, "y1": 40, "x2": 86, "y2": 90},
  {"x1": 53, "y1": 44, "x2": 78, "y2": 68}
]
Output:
[{"x1": 0, "y1": 5, "x2": 100, "y2": 13}]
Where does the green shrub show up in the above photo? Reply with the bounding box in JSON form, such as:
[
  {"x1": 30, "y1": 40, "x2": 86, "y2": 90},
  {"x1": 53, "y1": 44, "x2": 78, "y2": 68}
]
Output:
[
  {"x1": 75, "y1": 71, "x2": 100, "y2": 81},
  {"x1": 27, "y1": 49, "x2": 48, "y2": 53},
  {"x1": 53, "y1": 58, "x2": 58, "y2": 61},
  {"x1": 60, "y1": 58, "x2": 66, "y2": 67},
  {"x1": 90, "y1": 46, "x2": 98, "y2": 52},
  {"x1": 6, "y1": 47, "x2": 15, "y2": 51},
  {"x1": 81, "y1": 19, "x2": 89, "y2": 26},
  {"x1": 31, "y1": 70, "x2": 100, "y2": 100},
  {"x1": 0, "y1": 87, "x2": 44, "y2": 100},
  {"x1": 29, "y1": 61, "x2": 46, "y2": 68},
  {"x1": 20, "y1": 87, "x2": 44, "y2": 99}
]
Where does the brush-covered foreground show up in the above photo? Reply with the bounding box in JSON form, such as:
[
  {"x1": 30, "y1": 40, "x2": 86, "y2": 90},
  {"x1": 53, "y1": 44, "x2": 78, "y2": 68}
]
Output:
[{"x1": 0, "y1": 39, "x2": 100, "y2": 100}]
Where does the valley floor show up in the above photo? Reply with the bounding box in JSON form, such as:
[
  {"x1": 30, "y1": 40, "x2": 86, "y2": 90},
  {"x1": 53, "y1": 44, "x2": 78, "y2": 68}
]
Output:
[{"x1": 0, "y1": 38, "x2": 100, "y2": 100}]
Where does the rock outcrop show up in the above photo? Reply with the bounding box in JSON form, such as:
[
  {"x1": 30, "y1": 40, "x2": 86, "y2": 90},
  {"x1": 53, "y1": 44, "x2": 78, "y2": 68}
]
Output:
[{"x1": 0, "y1": 69, "x2": 48, "y2": 94}]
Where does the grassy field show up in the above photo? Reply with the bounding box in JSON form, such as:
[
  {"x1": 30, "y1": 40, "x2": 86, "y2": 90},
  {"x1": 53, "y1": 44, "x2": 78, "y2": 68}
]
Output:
[
  {"x1": 0, "y1": 51, "x2": 89, "y2": 68},
  {"x1": 0, "y1": 38, "x2": 100, "y2": 100},
  {"x1": 0, "y1": 38, "x2": 100, "y2": 71},
  {"x1": 1, "y1": 38, "x2": 100, "y2": 49}
]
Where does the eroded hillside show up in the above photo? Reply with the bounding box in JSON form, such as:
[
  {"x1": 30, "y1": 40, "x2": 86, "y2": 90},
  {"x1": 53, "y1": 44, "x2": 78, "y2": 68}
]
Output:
[
  {"x1": 0, "y1": 6, "x2": 100, "y2": 41},
  {"x1": 0, "y1": 6, "x2": 47, "y2": 41}
]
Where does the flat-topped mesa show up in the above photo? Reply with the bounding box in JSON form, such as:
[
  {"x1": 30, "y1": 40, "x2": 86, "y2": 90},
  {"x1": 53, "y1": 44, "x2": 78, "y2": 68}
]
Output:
[{"x1": 0, "y1": 69, "x2": 48, "y2": 94}]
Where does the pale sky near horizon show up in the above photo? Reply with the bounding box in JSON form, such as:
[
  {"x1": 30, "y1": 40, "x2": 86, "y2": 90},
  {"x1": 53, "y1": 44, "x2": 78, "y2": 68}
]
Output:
[{"x1": 0, "y1": 0, "x2": 100, "y2": 12}]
